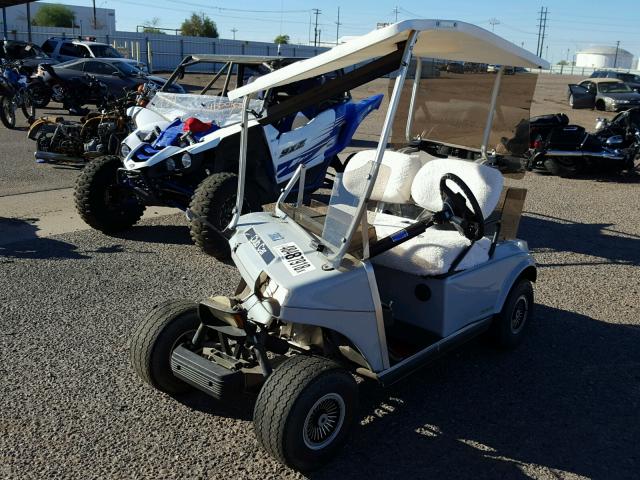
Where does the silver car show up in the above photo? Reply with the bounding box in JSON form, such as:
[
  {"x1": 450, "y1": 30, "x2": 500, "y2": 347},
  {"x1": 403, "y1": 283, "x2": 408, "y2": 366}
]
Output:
[{"x1": 568, "y1": 78, "x2": 640, "y2": 111}]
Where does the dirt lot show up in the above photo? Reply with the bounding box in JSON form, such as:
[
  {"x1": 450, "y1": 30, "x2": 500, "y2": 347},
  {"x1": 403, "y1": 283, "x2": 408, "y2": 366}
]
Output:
[{"x1": 1, "y1": 71, "x2": 638, "y2": 480}]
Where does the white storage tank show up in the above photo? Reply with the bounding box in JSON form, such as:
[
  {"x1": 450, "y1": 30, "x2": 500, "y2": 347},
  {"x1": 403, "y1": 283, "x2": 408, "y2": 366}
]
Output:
[{"x1": 576, "y1": 45, "x2": 634, "y2": 69}]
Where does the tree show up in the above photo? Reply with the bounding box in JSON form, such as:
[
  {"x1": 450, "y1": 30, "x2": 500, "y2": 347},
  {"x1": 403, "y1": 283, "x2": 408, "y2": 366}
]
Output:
[
  {"x1": 180, "y1": 13, "x2": 218, "y2": 38},
  {"x1": 142, "y1": 17, "x2": 165, "y2": 34},
  {"x1": 274, "y1": 34, "x2": 290, "y2": 45},
  {"x1": 32, "y1": 4, "x2": 76, "y2": 28},
  {"x1": 557, "y1": 60, "x2": 569, "y2": 66}
]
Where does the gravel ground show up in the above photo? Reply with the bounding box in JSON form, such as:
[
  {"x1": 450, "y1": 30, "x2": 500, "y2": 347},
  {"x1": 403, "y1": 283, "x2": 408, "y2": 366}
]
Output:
[{"x1": 1, "y1": 73, "x2": 639, "y2": 479}]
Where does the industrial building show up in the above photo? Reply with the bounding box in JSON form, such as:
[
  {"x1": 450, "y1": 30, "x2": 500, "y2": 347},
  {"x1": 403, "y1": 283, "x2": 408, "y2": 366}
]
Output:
[{"x1": 575, "y1": 45, "x2": 635, "y2": 70}]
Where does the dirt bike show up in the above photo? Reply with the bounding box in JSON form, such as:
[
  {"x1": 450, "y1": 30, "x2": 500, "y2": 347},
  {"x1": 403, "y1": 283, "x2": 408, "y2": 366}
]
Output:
[{"x1": 0, "y1": 61, "x2": 36, "y2": 129}]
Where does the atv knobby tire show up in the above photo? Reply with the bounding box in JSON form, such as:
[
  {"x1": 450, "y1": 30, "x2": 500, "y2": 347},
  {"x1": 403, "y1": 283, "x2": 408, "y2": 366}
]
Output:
[
  {"x1": 253, "y1": 355, "x2": 358, "y2": 472},
  {"x1": 189, "y1": 172, "x2": 259, "y2": 259},
  {"x1": 75, "y1": 155, "x2": 145, "y2": 233},
  {"x1": 130, "y1": 299, "x2": 200, "y2": 394}
]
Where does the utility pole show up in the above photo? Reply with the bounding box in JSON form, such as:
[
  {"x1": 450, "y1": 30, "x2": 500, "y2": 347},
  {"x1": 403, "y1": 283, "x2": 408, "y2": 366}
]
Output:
[
  {"x1": 489, "y1": 18, "x2": 500, "y2": 32},
  {"x1": 613, "y1": 40, "x2": 620, "y2": 68},
  {"x1": 312, "y1": 8, "x2": 321, "y2": 47},
  {"x1": 231, "y1": 28, "x2": 237, "y2": 40},
  {"x1": 92, "y1": 0, "x2": 97, "y2": 29},
  {"x1": 392, "y1": 6, "x2": 400, "y2": 23},
  {"x1": 335, "y1": 6, "x2": 341, "y2": 45},
  {"x1": 536, "y1": 6, "x2": 548, "y2": 57}
]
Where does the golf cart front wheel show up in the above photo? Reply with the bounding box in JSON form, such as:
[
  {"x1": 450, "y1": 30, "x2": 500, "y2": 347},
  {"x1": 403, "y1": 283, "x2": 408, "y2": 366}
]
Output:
[
  {"x1": 253, "y1": 355, "x2": 358, "y2": 472},
  {"x1": 490, "y1": 279, "x2": 534, "y2": 349},
  {"x1": 0, "y1": 96, "x2": 16, "y2": 129},
  {"x1": 129, "y1": 299, "x2": 200, "y2": 394},
  {"x1": 74, "y1": 155, "x2": 146, "y2": 233},
  {"x1": 189, "y1": 172, "x2": 260, "y2": 259}
]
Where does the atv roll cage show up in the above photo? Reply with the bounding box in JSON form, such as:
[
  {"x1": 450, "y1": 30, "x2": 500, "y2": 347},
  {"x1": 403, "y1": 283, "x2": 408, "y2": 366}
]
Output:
[
  {"x1": 227, "y1": 19, "x2": 548, "y2": 267},
  {"x1": 160, "y1": 54, "x2": 308, "y2": 97}
]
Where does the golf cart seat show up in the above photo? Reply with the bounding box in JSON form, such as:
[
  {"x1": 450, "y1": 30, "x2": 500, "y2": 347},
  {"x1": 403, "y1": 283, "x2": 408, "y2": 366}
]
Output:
[{"x1": 344, "y1": 152, "x2": 504, "y2": 276}]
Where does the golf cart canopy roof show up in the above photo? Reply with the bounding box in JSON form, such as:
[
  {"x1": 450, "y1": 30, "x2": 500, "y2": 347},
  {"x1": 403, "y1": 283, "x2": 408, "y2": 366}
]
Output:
[{"x1": 228, "y1": 19, "x2": 548, "y2": 100}]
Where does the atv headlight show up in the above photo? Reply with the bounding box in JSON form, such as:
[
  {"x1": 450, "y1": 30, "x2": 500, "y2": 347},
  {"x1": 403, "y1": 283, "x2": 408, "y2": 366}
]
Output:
[
  {"x1": 120, "y1": 143, "x2": 131, "y2": 157},
  {"x1": 166, "y1": 158, "x2": 176, "y2": 171},
  {"x1": 181, "y1": 152, "x2": 192, "y2": 168}
]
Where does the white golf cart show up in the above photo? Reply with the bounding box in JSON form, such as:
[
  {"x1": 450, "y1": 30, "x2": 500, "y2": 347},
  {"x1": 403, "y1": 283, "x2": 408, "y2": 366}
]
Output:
[{"x1": 129, "y1": 20, "x2": 548, "y2": 471}]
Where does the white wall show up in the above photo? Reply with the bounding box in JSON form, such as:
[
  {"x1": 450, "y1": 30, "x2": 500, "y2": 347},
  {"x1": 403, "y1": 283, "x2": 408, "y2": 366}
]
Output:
[
  {"x1": 2, "y1": 3, "x2": 116, "y2": 35},
  {"x1": 576, "y1": 52, "x2": 634, "y2": 69}
]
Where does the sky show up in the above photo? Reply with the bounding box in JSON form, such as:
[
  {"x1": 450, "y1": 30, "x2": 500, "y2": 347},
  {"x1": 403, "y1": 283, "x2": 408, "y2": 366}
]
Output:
[{"x1": 38, "y1": 0, "x2": 640, "y2": 65}]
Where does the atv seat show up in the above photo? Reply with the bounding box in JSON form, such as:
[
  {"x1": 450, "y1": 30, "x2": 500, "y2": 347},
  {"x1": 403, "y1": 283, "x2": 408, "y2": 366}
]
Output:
[{"x1": 343, "y1": 151, "x2": 505, "y2": 276}]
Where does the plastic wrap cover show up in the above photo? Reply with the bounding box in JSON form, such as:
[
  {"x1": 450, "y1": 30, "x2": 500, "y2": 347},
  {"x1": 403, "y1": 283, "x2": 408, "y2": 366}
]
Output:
[{"x1": 147, "y1": 93, "x2": 264, "y2": 127}]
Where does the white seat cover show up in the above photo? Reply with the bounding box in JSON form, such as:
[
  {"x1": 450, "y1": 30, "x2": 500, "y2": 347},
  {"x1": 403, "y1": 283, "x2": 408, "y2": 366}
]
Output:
[
  {"x1": 371, "y1": 212, "x2": 491, "y2": 276},
  {"x1": 343, "y1": 150, "x2": 422, "y2": 204}
]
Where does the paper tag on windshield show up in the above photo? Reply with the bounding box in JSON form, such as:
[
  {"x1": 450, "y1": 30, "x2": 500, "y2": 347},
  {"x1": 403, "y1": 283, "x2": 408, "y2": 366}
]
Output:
[{"x1": 275, "y1": 242, "x2": 316, "y2": 276}]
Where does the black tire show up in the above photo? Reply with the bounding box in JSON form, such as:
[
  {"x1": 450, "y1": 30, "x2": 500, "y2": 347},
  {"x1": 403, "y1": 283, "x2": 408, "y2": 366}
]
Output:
[
  {"x1": 29, "y1": 84, "x2": 51, "y2": 109},
  {"x1": 74, "y1": 155, "x2": 145, "y2": 233},
  {"x1": 595, "y1": 100, "x2": 606, "y2": 111},
  {"x1": 543, "y1": 157, "x2": 583, "y2": 177},
  {"x1": 0, "y1": 96, "x2": 16, "y2": 129},
  {"x1": 130, "y1": 300, "x2": 199, "y2": 394},
  {"x1": 253, "y1": 355, "x2": 358, "y2": 472},
  {"x1": 21, "y1": 92, "x2": 36, "y2": 123},
  {"x1": 189, "y1": 172, "x2": 259, "y2": 259},
  {"x1": 489, "y1": 279, "x2": 534, "y2": 349}
]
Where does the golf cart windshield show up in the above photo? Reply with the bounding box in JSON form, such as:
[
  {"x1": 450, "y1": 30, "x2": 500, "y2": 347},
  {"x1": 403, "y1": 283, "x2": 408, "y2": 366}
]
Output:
[{"x1": 147, "y1": 92, "x2": 264, "y2": 126}]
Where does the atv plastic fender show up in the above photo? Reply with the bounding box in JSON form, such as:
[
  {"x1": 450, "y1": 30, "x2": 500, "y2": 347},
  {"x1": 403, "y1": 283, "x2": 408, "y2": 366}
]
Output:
[{"x1": 127, "y1": 106, "x2": 167, "y2": 130}]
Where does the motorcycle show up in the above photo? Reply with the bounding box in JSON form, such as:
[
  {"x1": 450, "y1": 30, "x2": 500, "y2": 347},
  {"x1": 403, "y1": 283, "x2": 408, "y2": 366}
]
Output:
[
  {"x1": 527, "y1": 109, "x2": 640, "y2": 176},
  {"x1": 27, "y1": 82, "x2": 157, "y2": 165},
  {"x1": 0, "y1": 60, "x2": 36, "y2": 129}
]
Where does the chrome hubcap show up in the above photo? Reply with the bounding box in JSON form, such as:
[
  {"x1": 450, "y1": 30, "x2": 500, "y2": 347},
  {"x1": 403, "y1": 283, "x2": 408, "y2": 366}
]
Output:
[{"x1": 303, "y1": 393, "x2": 345, "y2": 450}]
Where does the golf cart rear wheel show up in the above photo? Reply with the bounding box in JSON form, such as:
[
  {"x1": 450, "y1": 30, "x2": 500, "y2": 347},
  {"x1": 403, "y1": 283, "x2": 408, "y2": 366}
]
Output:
[
  {"x1": 130, "y1": 300, "x2": 199, "y2": 394},
  {"x1": 253, "y1": 355, "x2": 358, "y2": 472},
  {"x1": 490, "y1": 279, "x2": 534, "y2": 349},
  {"x1": 0, "y1": 96, "x2": 16, "y2": 129},
  {"x1": 189, "y1": 172, "x2": 259, "y2": 259},
  {"x1": 74, "y1": 155, "x2": 145, "y2": 233}
]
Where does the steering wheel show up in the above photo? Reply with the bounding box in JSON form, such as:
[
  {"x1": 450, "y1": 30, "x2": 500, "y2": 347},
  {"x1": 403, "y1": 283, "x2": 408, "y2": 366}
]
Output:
[{"x1": 438, "y1": 173, "x2": 485, "y2": 241}]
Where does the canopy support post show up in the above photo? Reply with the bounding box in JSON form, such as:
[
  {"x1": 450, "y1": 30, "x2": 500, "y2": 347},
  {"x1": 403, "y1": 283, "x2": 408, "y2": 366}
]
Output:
[
  {"x1": 405, "y1": 56, "x2": 422, "y2": 143},
  {"x1": 329, "y1": 31, "x2": 419, "y2": 268},
  {"x1": 480, "y1": 66, "x2": 504, "y2": 159},
  {"x1": 227, "y1": 94, "x2": 253, "y2": 231}
]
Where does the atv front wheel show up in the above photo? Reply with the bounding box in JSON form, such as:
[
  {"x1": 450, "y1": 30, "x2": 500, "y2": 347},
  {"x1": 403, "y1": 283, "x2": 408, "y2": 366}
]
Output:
[
  {"x1": 130, "y1": 300, "x2": 199, "y2": 394},
  {"x1": 189, "y1": 172, "x2": 259, "y2": 259},
  {"x1": 253, "y1": 355, "x2": 358, "y2": 472},
  {"x1": 74, "y1": 155, "x2": 145, "y2": 233}
]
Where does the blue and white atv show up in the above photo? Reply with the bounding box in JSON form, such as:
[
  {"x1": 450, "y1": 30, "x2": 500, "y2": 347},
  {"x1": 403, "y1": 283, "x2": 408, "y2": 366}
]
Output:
[{"x1": 74, "y1": 66, "x2": 382, "y2": 258}]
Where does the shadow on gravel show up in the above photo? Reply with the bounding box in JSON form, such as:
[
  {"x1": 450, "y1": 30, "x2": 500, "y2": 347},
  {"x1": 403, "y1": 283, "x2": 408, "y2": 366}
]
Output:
[
  {"x1": 520, "y1": 212, "x2": 640, "y2": 267},
  {"x1": 112, "y1": 225, "x2": 192, "y2": 245},
  {"x1": 0, "y1": 217, "x2": 89, "y2": 261},
  {"x1": 312, "y1": 304, "x2": 640, "y2": 480},
  {"x1": 171, "y1": 390, "x2": 254, "y2": 421}
]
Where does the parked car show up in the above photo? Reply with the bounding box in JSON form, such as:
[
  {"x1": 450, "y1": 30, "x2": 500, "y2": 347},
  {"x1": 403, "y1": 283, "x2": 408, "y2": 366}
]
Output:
[
  {"x1": 44, "y1": 58, "x2": 182, "y2": 100},
  {"x1": 1, "y1": 40, "x2": 57, "y2": 73},
  {"x1": 568, "y1": 78, "x2": 640, "y2": 111},
  {"x1": 41, "y1": 37, "x2": 148, "y2": 71},
  {"x1": 487, "y1": 64, "x2": 515, "y2": 74},
  {"x1": 590, "y1": 70, "x2": 640, "y2": 93},
  {"x1": 445, "y1": 62, "x2": 464, "y2": 74}
]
